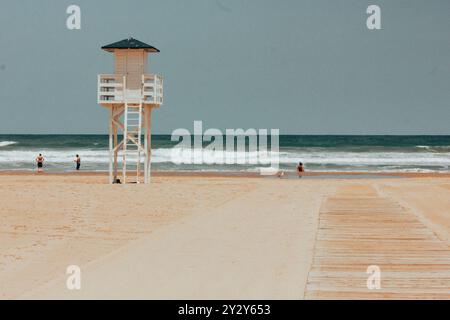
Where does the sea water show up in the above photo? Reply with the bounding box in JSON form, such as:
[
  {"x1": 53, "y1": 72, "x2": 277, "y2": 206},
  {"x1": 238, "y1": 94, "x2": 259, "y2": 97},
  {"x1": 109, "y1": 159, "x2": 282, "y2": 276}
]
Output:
[{"x1": 0, "y1": 135, "x2": 449, "y2": 173}]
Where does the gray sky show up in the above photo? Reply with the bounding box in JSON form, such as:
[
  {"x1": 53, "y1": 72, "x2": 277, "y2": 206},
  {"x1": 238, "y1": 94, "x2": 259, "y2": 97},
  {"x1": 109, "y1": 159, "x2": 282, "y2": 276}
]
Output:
[{"x1": 0, "y1": 0, "x2": 449, "y2": 134}]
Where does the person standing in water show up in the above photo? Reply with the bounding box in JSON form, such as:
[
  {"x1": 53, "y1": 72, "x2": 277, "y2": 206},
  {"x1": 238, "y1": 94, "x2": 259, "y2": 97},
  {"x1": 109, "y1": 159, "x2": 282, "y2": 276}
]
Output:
[
  {"x1": 74, "y1": 154, "x2": 81, "y2": 171},
  {"x1": 296, "y1": 162, "x2": 305, "y2": 178},
  {"x1": 36, "y1": 154, "x2": 44, "y2": 172}
]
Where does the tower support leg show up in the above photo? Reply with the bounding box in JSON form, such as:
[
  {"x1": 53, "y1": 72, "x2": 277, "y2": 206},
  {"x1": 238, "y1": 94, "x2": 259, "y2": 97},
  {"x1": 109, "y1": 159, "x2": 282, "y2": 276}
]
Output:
[
  {"x1": 113, "y1": 114, "x2": 118, "y2": 182},
  {"x1": 108, "y1": 108, "x2": 114, "y2": 184},
  {"x1": 147, "y1": 108, "x2": 153, "y2": 183},
  {"x1": 113, "y1": 106, "x2": 119, "y2": 183},
  {"x1": 122, "y1": 103, "x2": 128, "y2": 184},
  {"x1": 144, "y1": 107, "x2": 149, "y2": 184},
  {"x1": 136, "y1": 102, "x2": 143, "y2": 183}
]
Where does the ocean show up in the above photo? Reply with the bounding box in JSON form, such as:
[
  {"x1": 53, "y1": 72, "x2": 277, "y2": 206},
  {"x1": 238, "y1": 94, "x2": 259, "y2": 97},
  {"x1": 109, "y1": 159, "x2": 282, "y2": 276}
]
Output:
[{"x1": 0, "y1": 135, "x2": 449, "y2": 173}]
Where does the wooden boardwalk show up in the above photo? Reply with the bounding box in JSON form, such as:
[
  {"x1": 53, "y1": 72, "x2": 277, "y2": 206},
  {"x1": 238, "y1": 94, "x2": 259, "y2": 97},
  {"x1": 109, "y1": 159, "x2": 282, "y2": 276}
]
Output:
[{"x1": 305, "y1": 185, "x2": 450, "y2": 299}]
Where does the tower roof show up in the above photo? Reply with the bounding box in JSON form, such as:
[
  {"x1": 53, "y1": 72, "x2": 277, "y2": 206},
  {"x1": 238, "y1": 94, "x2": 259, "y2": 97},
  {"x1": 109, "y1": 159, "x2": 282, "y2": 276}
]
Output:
[{"x1": 101, "y1": 37, "x2": 160, "y2": 53}]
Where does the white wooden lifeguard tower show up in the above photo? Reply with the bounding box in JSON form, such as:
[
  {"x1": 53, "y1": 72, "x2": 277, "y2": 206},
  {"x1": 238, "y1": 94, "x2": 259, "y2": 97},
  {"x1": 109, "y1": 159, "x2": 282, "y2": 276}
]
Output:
[{"x1": 98, "y1": 38, "x2": 163, "y2": 184}]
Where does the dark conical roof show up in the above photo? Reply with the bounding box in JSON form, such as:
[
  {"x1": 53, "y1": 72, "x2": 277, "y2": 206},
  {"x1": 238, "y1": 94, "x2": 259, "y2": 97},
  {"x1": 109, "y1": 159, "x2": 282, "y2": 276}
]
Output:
[{"x1": 101, "y1": 37, "x2": 160, "y2": 53}]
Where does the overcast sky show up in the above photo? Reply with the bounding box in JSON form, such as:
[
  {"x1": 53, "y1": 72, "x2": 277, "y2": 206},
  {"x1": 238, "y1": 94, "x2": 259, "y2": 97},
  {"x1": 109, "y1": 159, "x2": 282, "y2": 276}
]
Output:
[{"x1": 0, "y1": 0, "x2": 449, "y2": 134}]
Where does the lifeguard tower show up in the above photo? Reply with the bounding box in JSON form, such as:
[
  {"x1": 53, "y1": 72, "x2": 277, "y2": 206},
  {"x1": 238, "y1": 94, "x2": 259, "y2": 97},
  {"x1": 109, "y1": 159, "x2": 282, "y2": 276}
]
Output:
[{"x1": 98, "y1": 38, "x2": 163, "y2": 184}]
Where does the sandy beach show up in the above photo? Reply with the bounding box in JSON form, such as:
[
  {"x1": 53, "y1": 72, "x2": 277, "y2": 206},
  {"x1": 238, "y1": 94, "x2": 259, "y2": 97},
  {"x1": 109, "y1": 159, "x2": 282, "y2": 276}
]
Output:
[{"x1": 0, "y1": 172, "x2": 449, "y2": 299}]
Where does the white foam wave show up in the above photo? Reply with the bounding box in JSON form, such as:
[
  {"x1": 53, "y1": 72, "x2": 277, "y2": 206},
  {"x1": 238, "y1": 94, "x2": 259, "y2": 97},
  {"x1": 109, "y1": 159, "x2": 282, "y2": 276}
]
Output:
[
  {"x1": 0, "y1": 147, "x2": 449, "y2": 170},
  {"x1": 0, "y1": 141, "x2": 17, "y2": 147}
]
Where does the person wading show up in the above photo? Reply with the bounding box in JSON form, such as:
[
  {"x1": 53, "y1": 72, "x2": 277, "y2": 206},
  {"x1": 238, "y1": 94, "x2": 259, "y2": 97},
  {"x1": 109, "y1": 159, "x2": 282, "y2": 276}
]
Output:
[
  {"x1": 296, "y1": 162, "x2": 305, "y2": 178},
  {"x1": 36, "y1": 154, "x2": 45, "y2": 173},
  {"x1": 74, "y1": 154, "x2": 81, "y2": 171}
]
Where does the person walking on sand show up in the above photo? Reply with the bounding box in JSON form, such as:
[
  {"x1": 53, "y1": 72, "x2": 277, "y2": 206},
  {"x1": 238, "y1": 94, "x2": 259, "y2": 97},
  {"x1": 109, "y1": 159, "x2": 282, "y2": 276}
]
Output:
[
  {"x1": 296, "y1": 162, "x2": 305, "y2": 178},
  {"x1": 74, "y1": 154, "x2": 81, "y2": 171},
  {"x1": 36, "y1": 154, "x2": 44, "y2": 173}
]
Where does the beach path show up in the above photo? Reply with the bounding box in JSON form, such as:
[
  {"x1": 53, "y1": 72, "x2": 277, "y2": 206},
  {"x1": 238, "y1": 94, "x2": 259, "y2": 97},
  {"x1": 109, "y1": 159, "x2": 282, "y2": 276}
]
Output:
[
  {"x1": 305, "y1": 183, "x2": 450, "y2": 299},
  {"x1": 16, "y1": 176, "x2": 331, "y2": 299},
  {"x1": 1, "y1": 175, "x2": 449, "y2": 299}
]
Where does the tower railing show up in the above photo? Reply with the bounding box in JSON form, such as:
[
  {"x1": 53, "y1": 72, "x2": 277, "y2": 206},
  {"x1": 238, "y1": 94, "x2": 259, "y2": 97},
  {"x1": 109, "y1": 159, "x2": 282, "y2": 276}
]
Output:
[
  {"x1": 98, "y1": 74, "x2": 163, "y2": 105},
  {"x1": 142, "y1": 74, "x2": 164, "y2": 105},
  {"x1": 98, "y1": 74, "x2": 125, "y2": 103}
]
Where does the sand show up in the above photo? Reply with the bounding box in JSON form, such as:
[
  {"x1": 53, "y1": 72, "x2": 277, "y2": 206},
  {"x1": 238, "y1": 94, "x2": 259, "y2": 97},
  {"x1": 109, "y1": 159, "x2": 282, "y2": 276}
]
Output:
[{"x1": 0, "y1": 173, "x2": 449, "y2": 299}]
